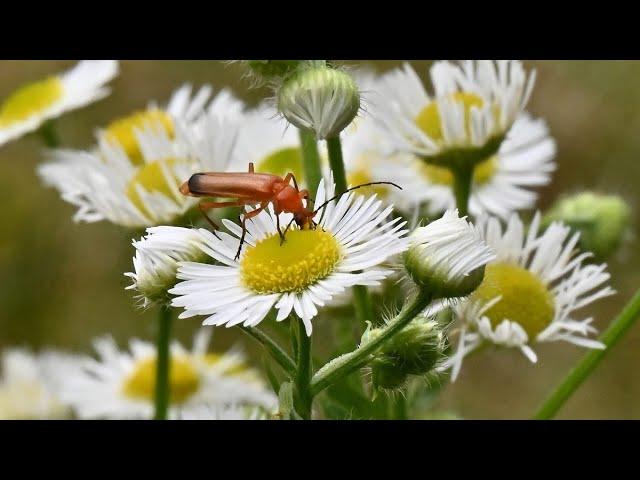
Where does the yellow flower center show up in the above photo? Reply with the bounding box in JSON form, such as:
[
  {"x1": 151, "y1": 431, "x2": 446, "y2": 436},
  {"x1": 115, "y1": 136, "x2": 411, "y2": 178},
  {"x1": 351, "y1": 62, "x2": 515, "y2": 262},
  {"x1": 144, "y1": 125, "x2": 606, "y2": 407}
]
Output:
[
  {"x1": 471, "y1": 263, "x2": 556, "y2": 340},
  {"x1": 0, "y1": 77, "x2": 63, "y2": 127},
  {"x1": 241, "y1": 230, "x2": 342, "y2": 294},
  {"x1": 418, "y1": 155, "x2": 498, "y2": 186},
  {"x1": 415, "y1": 92, "x2": 485, "y2": 143},
  {"x1": 122, "y1": 355, "x2": 200, "y2": 405},
  {"x1": 347, "y1": 162, "x2": 389, "y2": 198},
  {"x1": 104, "y1": 109, "x2": 174, "y2": 165},
  {"x1": 257, "y1": 147, "x2": 304, "y2": 181},
  {"x1": 125, "y1": 158, "x2": 184, "y2": 216}
]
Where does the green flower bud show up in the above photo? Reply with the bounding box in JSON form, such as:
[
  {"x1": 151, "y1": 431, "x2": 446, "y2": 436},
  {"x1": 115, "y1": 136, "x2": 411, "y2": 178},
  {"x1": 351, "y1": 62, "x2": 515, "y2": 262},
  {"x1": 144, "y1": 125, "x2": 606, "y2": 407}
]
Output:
[
  {"x1": 277, "y1": 65, "x2": 360, "y2": 139},
  {"x1": 404, "y1": 210, "x2": 495, "y2": 299},
  {"x1": 542, "y1": 192, "x2": 631, "y2": 261},
  {"x1": 363, "y1": 316, "x2": 448, "y2": 393}
]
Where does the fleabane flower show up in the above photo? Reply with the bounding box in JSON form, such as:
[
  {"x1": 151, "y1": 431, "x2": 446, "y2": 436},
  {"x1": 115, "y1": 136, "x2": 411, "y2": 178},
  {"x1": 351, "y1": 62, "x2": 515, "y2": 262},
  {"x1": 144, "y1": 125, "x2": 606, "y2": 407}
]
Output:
[
  {"x1": 278, "y1": 64, "x2": 361, "y2": 140},
  {"x1": 53, "y1": 329, "x2": 276, "y2": 420},
  {"x1": 405, "y1": 210, "x2": 496, "y2": 298},
  {"x1": 399, "y1": 114, "x2": 556, "y2": 220},
  {"x1": 125, "y1": 226, "x2": 210, "y2": 308},
  {"x1": 177, "y1": 404, "x2": 270, "y2": 420},
  {"x1": 38, "y1": 96, "x2": 240, "y2": 228},
  {"x1": 0, "y1": 349, "x2": 72, "y2": 419},
  {"x1": 169, "y1": 177, "x2": 409, "y2": 336},
  {"x1": 0, "y1": 60, "x2": 118, "y2": 147},
  {"x1": 444, "y1": 213, "x2": 615, "y2": 381},
  {"x1": 374, "y1": 61, "x2": 535, "y2": 167}
]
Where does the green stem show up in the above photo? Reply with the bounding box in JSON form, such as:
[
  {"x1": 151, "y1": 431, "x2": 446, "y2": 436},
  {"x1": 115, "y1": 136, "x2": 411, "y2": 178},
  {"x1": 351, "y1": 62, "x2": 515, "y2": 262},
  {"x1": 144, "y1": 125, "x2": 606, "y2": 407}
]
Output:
[
  {"x1": 238, "y1": 326, "x2": 296, "y2": 377},
  {"x1": 326, "y1": 136, "x2": 347, "y2": 192},
  {"x1": 294, "y1": 320, "x2": 313, "y2": 419},
  {"x1": 154, "y1": 307, "x2": 173, "y2": 420},
  {"x1": 311, "y1": 290, "x2": 433, "y2": 396},
  {"x1": 534, "y1": 287, "x2": 640, "y2": 420},
  {"x1": 451, "y1": 166, "x2": 473, "y2": 217},
  {"x1": 328, "y1": 136, "x2": 376, "y2": 331},
  {"x1": 353, "y1": 285, "x2": 375, "y2": 325},
  {"x1": 299, "y1": 129, "x2": 322, "y2": 199},
  {"x1": 39, "y1": 119, "x2": 60, "y2": 148}
]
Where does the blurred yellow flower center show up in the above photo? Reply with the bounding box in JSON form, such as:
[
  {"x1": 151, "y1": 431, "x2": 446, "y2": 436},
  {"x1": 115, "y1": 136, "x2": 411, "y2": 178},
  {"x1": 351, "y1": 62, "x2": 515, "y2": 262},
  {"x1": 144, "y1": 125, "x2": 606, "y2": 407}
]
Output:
[
  {"x1": 104, "y1": 109, "x2": 174, "y2": 165},
  {"x1": 471, "y1": 263, "x2": 555, "y2": 340},
  {"x1": 347, "y1": 160, "x2": 389, "y2": 198},
  {"x1": 202, "y1": 353, "x2": 247, "y2": 376},
  {"x1": 418, "y1": 155, "x2": 498, "y2": 186},
  {"x1": 0, "y1": 77, "x2": 63, "y2": 127},
  {"x1": 126, "y1": 158, "x2": 184, "y2": 216},
  {"x1": 415, "y1": 92, "x2": 485, "y2": 143},
  {"x1": 241, "y1": 230, "x2": 341, "y2": 294},
  {"x1": 123, "y1": 355, "x2": 200, "y2": 404},
  {"x1": 258, "y1": 147, "x2": 304, "y2": 182}
]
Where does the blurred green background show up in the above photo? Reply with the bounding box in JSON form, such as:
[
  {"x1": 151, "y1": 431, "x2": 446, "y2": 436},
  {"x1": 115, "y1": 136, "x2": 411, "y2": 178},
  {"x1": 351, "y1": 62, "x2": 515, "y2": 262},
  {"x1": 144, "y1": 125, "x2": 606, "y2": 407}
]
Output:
[{"x1": 0, "y1": 60, "x2": 638, "y2": 419}]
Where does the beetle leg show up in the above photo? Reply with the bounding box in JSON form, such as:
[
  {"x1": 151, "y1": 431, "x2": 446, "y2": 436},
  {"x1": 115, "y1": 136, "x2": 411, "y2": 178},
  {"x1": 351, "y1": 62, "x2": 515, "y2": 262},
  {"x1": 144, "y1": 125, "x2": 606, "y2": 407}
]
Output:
[
  {"x1": 235, "y1": 202, "x2": 268, "y2": 261},
  {"x1": 199, "y1": 200, "x2": 246, "y2": 239},
  {"x1": 283, "y1": 172, "x2": 300, "y2": 192},
  {"x1": 276, "y1": 213, "x2": 286, "y2": 245}
]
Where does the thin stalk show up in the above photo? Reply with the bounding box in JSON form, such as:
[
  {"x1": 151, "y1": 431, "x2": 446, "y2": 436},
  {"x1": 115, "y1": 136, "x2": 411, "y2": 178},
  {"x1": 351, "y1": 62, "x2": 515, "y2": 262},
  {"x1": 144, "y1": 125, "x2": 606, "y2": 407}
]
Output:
[
  {"x1": 451, "y1": 166, "x2": 473, "y2": 217},
  {"x1": 534, "y1": 288, "x2": 640, "y2": 419},
  {"x1": 311, "y1": 290, "x2": 432, "y2": 396},
  {"x1": 154, "y1": 307, "x2": 173, "y2": 420},
  {"x1": 39, "y1": 119, "x2": 60, "y2": 148},
  {"x1": 299, "y1": 129, "x2": 322, "y2": 198},
  {"x1": 326, "y1": 136, "x2": 347, "y2": 192},
  {"x1": 238, "y1": 326, "x2": 296, "y2": 377},
  {"x1": 294, "y1": 320, "x2": 313, "y2": 419},
  {"x1": 327, "y1": 136, "x2": 376, "y2": 329}
]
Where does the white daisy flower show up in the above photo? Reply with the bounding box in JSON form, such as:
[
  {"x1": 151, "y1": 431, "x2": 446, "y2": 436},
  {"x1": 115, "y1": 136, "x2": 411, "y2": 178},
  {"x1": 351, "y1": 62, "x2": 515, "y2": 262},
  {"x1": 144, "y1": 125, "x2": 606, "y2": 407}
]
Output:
[
  {"x1": 278, "y1": 65, "x2": 361, "y2": 140},
  {"x1": 373, "y1": 61, "x2": 535, "y2": 164},
  {"x1": 169, "y1": 177, "x2": 409, "y2": 336},
  {"x1": 405, "y1": 209, "x2": 496, "y2": 298},
  {"x1": 444, "y1": 212, "x2": 615, "y2": 381},
  {"x1": 0, "y1": 60, "x2": 119, "y2": 147},
  {"x1": 0, "y1": 349, "x2": 72, "y2": 419},
  {"x1": 37, "y1": 97, "x2": 240, "y2": 228},
  {"x1": 397, "y1": 114, "x2": 557, "y2": 220},
  {"x1": 53, "y1": 329, "x2": 276, "y2": 420},
  {"x1": 125, "y1": 226, "x2": 211, "y2": 308}
]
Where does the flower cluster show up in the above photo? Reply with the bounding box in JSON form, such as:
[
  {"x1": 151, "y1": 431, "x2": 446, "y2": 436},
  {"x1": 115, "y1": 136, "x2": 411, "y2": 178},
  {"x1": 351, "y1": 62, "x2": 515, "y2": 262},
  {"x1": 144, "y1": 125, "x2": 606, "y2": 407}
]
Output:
[{"x1": 0, "y1": 59, "x2": 630, "y2": 420}]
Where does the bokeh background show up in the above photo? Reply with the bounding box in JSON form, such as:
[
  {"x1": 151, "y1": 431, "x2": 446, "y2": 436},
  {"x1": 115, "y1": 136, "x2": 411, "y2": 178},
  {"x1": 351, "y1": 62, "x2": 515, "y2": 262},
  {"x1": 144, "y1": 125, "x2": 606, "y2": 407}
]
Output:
[{"x1": 0, "y1": 60, "x2": 638, "y2": 419}]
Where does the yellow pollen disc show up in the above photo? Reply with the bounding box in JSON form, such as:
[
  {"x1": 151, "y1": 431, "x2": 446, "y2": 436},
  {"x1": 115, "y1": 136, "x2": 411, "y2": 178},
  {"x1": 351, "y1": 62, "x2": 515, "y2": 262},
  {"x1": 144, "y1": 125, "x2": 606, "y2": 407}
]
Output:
[
  {"x1": 202, "y1": 353, "x2": 248, "y2": 376},
  {"x1": 241, "y1": 230, "x2": 342, "y2": 294},
  {"x1": 415, "y1": 92, "x2": 486, "y2": 143},
  {"x1": 104, "y1": 109, "x2": 174, "y2": 166},
  {"x1": 123, "y1": 355, "x2": 200, "y2": 404},
  {"x1": 418, "y1": 155, "x2": 498, "y2": 186},
  {"x1": 257, "y1": 147, "x2": 304, "y2": 181},
  {"x1": 471, "y1": 263, "x2": 556, "y2": 340},
  {"x1": 0, "y1": 77, "x2": 63, "y2": 127},
  {"x1": 347, "y1": 161, "x2": 389, "y2": 198},
  {"x1": 126, "y1": 158, "x2": 184, "y2": 216}
]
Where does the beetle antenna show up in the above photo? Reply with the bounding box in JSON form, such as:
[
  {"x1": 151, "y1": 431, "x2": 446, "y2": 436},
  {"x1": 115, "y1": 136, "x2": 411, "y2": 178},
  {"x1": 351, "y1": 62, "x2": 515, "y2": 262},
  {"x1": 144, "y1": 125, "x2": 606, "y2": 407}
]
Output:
[{"x1": 313, "y1": 182, "x2": 403, "y2": 215}]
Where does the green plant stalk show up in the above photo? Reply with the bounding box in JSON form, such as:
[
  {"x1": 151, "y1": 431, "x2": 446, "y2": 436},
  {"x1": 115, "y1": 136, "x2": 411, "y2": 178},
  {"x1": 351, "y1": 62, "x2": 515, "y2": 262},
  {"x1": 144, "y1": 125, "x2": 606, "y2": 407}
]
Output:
[
  {"x1": 311, "y1": 290, "x2": 433, "y2": 396},
  {"x1": 294, "y1": 320, "x2": 313, "y2": 419},
  {"x1": 534, "y1": 287, "x2": 640, "y2": 419},
  {"x1": 326, "y1": 136, "x2": 347, "y2": 192},
  {"x1": 238, "y1": 326, "x2": 296, "y2": 377},
  {"x1": 299, "y1": 129, "x2": 322, "y2": 199},
  {"x1": 39, "y1": 119, "x2": 60, "y2": 148},
  {"x1": 451, "y1": 165, "x2": 473, "y2": 217},
  {"x1": 154, "y1": 307, "x2": 173, "y2": 420},
  {"x1": 327, "y1": 136, "x2": 376, "y2": 329}
]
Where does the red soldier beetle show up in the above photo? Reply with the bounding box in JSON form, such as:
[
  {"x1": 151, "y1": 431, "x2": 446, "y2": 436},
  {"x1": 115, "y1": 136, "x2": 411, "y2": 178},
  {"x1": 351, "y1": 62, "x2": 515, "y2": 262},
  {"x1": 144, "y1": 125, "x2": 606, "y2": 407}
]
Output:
[{"x1": 179, "y1": 162, "x2": 402, "y2": 260}]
